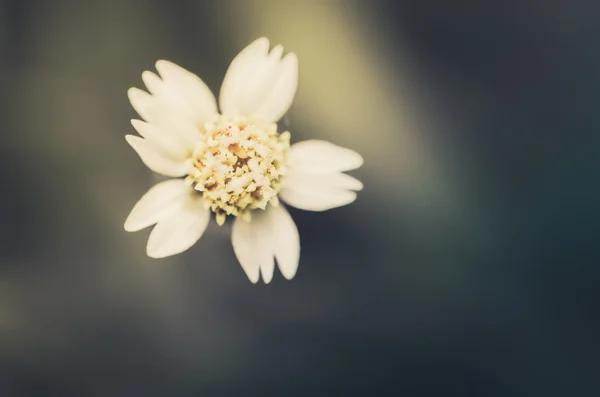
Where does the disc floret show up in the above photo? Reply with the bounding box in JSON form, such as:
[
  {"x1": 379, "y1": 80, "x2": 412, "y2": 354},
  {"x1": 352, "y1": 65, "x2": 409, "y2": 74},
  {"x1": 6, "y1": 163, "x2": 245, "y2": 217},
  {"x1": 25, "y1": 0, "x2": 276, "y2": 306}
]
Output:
[{"x1": 185, "y1": 115, "x2": 290, "y2": 225}]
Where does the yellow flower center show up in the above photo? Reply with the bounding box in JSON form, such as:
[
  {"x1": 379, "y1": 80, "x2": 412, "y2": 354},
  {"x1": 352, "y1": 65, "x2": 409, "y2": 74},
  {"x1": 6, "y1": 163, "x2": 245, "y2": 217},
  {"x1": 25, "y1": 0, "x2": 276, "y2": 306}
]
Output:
[{"x1": 185, "y1": 115, "x2": 290, "y2": 225}]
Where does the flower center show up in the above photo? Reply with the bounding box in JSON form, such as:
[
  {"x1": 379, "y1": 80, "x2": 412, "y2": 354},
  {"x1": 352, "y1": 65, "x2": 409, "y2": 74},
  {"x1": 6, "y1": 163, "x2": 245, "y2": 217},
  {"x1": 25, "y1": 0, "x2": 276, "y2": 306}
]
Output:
[{"x1": 185, "y1": 115, "x2": 290, "y2": 225}]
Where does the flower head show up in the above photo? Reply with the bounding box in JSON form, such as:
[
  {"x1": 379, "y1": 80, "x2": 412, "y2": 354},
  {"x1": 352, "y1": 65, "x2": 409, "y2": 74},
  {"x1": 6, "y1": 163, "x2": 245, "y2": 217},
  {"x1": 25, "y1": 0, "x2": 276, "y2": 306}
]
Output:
[{"x1": 124, "y1": 38, "x2": 363, "y2": 283}]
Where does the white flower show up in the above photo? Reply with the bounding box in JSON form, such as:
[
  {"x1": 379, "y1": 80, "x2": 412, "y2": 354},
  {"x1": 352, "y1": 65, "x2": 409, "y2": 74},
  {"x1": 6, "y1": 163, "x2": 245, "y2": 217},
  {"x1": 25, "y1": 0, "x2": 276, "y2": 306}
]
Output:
[{"x1": 124, "y1": 38, "x2": 363, "y2": 283}]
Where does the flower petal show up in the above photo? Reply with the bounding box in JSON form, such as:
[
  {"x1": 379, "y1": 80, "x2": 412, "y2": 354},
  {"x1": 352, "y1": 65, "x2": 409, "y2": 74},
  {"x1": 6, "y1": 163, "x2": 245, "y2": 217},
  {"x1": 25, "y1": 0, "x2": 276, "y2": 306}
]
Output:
[
  {"x1": 138, "y1": 65, "x2": 218, "y2": 129},
  {"x1": 125, "y1": 135, "x2": 189, "y2": 177},
  {"x1": 287, "y1": 140, "x2": 364, "y2": 173},
  {"x1": 219, "y1": 38, "x2": 298, "y2": 123},
  {"x1": 219, "y1": 38, "x2": 269, "y2": 116},
  {"x1": 279, "y1": 186, "x2": 357, "y2": 212},
  {"x1": 283, "y1": 172, "x2": 363, "y2": 192},
  {"x1": 131, "y1": 119, "x2": 191, "y2": 159},
  {"x1": 231, "y1": 205, "x2": 300, "y2": 283},
  {"x1": 231, "y1": 213, "x2": 271, "y2": 283},
  {"x1": 254, "y1": 53, "x2": 298, "y2": 123},
  {"x1": 154, "y1": 60, "x2": 218, "y2": 126},
  {"x1": 280, "y1": 141, "x2": 363, "y2": 212},
  {"x1": 146, "y1": 194, "x2": 211, "y2": 258},
  {"x1": 268, "y1": 205, "x2": 300, "y2": 280},
  {"x1": 141, "y1": 71, "x2": 163, "y2": 95},
  {"x1": 127, "y1": 87, "x2": 201, "y2": 148},
  {"x1": 260, "y1": 252, "x2": 276, "y2": 284},
  {"x1": 128, "y1": 87, "x2": 155, "y2": 121},
  {"x1": 124, "y1": 179, "x2": 191, "y2": 232}
]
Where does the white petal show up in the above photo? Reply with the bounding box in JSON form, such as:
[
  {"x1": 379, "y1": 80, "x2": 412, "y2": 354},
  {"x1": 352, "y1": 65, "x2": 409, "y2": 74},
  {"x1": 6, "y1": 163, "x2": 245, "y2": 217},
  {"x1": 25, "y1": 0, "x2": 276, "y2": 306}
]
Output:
[
  {"x1": 268, "y1": 205, "x2": 300, "y2": 280},
  {"x1": 138, "y1": 65, "x2": 218, "y2": 129},
  {"x1": 155, "y1": 60, "x2": 218, "y2": 126},
  {"x1": 283, "y1": 172, "x2": 363, "y2": 192},
  {"x1": 127, "y1": 87, "x2": 201, "y2": 148},
  {"x1": 254, "y1": 53, "x2": 298, "y2": 123},
  {"x1": 146, "y1": 194, "x2": 210, "y2": 258},
  {"x1": 287, "y1": 140, "x2": 364, "y2": 173},
  {"x1": 279, "y1": 187, "x2": 357, "y2": 212},
  {"x1": 219, "y1": 37, "x2": 269, "y2": 116},
  {"x1": 131, "y1": 119, "x2": 191, "y2": 159},
  {"x1": 124, "y1": 179, "x2": 191, "y2": 232},
  {"x1": 260, "y1": 252, "x2": 275, "y2": 284},
  {"x1": 219, "y1": 38, "x2": 298, "y2": 123},
  {"x1": 231, "y1": 205, "x2": 300, "y2": 283},
  {"x1": 128, "y1": 87, "x2": 155, "y2": 121},
  {"x1": 231, "y1": 214, "x2": 271, "y2": 283},
  {"x1": 141, "y1": 71, "x2": 163, "y2": 95},
  {"x1": 125, "y1": 135, "x2": 189, "y2": 177}
]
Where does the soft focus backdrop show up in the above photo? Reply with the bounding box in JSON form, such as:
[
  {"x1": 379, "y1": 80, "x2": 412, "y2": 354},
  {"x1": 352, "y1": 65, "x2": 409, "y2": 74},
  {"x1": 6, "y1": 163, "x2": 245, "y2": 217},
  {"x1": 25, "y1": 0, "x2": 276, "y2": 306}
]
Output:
[{"x1": 1, "y1": 0, "x2": 599, "y2": 396}]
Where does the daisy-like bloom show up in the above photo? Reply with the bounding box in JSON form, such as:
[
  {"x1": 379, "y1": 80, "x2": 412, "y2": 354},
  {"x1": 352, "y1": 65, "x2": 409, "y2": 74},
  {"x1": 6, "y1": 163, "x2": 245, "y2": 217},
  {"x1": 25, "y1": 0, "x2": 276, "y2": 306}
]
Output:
[{"x1": 124, "y1": 38, "x2": 363, "y2": 283}]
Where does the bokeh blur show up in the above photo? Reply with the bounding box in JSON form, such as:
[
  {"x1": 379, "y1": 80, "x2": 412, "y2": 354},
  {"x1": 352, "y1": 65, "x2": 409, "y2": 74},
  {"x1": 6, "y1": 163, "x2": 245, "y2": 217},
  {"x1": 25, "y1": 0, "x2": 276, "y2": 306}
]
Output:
[{"x1": 1, "y1": 0, "x2": 599, "y2": 396}]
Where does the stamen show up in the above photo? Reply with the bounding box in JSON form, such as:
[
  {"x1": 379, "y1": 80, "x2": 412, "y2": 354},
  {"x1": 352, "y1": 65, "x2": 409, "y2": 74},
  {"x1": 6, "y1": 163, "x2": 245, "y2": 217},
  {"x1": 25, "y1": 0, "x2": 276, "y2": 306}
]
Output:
[{"x1": 187, "y1": 115, "x2": 289, "y2": 224}]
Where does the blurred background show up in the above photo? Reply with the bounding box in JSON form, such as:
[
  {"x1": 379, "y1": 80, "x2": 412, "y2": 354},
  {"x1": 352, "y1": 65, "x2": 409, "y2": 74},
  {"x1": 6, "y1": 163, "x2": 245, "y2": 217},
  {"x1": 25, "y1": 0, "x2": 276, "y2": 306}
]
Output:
[{"x1": 1, "y1": 0, "x2": 599, "y2": 396}]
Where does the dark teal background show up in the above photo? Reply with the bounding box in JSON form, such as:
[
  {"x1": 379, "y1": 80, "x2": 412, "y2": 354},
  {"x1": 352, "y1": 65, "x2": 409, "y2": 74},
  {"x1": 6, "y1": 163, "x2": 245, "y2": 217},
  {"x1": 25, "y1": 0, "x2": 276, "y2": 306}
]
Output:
[{"x1": 1, "y1": 0, "x2": 599, "y2": 396}]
